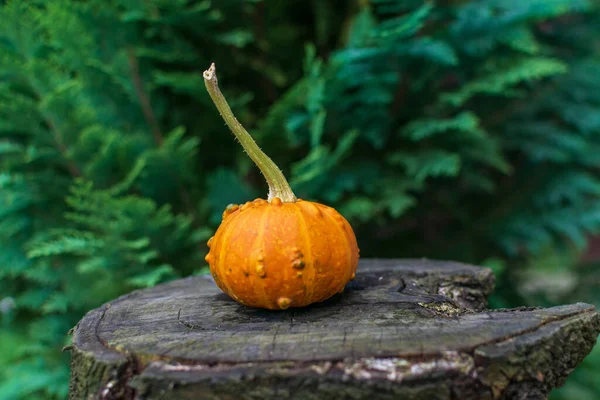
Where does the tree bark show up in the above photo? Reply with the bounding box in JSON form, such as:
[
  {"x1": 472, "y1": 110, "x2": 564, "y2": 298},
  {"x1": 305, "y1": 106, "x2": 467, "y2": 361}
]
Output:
[{"x1": 68, "y1": 259, "x2": 599, "y2": 400}]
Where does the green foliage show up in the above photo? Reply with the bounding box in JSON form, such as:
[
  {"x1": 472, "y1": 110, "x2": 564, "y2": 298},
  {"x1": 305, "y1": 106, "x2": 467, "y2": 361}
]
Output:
[{"x1": 1, "y1": 0, "x2": 600, "y2": 398}]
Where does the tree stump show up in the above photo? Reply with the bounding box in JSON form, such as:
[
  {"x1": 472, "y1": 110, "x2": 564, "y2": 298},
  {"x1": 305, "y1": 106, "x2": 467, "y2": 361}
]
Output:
[{"x1": 68, "y1": 259, "x2": 599, "y2": 400}]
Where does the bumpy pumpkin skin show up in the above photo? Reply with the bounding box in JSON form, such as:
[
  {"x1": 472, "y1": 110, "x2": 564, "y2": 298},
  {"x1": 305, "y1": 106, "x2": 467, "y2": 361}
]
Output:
[{"x1": 205, "y1": 197, "x2": 359, "y2": 310}]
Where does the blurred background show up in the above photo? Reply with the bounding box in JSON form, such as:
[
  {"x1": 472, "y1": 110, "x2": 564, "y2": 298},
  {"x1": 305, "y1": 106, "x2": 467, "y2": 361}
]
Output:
[{"x1": 1, "y1": 0, "x2": 600, "y2": 398}]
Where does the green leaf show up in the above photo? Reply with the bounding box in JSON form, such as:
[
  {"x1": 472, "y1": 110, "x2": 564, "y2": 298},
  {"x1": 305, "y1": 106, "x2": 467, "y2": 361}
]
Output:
[
  {"x1": 406, "y1": 38, "x2": 458, "y2": 66},
  {"x1": 339, "y1": 197, "x2": 378, "y2": 223},
  {"x1": 387, "y1": 150, "x2": 461, "y2": 182},
  {"x1": 441, "y1": 58, "x2": 568, "y2": 107},
  {"x1": 0, "y1": 141, "x2": 24, "y2": 155},
  {"x1": 374, "y1": 3, "x2": 432, "y2": 39},
  {"x1": 42, "y1": 292, "x2": 69, "y2": 314},
  {"x1": 215, "y1": 30, "x2": 254, "y2": 48},
  {"x1": 27, "y1": 234, "x2": 104, "y2": 258},
  {"x1": 310, "y1": 110, "x2": 326, "y2": 147},
  {"x1": 126, "y1": 265, "x2": 176, "y2": 288},
  {"x1": 402, "y1": 112, "x2": 483, "y2": 141},
  {"x1": 346, "y1": 7, "x2": 378, "y2": 48},
  {"x1": 205, "y1": 167, "x2": 257, "y2": 224}
]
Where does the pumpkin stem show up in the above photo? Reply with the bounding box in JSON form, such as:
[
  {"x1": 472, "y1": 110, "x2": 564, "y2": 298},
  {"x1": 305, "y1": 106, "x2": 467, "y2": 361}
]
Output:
[{"x1": 203, "y1": 63, "x2": 297, "y2": 203}]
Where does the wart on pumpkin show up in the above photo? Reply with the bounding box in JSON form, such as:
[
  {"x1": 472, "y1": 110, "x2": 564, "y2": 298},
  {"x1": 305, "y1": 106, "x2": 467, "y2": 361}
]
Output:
[{"x1": 203, "y1": 63, "x2": 359, "y2": 310}]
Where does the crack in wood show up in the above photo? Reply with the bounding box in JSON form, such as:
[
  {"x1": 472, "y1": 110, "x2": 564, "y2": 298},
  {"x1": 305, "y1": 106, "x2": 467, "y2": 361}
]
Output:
[
  {"x1": 177, "y1": 308, "x2": 202, "y2": 331},
  {"x1": 94, "y1": 304, "x2": 112, "y2": 350}
]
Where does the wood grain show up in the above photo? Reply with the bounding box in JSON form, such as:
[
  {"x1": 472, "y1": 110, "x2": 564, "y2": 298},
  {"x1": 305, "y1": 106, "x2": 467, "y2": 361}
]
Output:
[{"x1": 68, "y1": 259, "x2": 599, "y2": 400}]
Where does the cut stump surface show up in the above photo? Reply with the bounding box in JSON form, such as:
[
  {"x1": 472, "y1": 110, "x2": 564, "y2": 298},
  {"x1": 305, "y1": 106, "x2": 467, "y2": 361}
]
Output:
[{"x1": 68, "y1": 259, "x2": 599, "y2": 400}]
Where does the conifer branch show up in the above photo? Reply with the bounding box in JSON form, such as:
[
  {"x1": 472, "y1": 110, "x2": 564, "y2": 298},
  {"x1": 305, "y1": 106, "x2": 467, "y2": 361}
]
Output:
[
  {"x1": 46, "y1": 117, "x2": 82, "y2": 178},
  {"x1": 126, "y1": 47, "x2": 200, "y2": 220},
  {"x1": 482, "y1": 84, "x2": 557, "y2": 128},
  {"x1": 31, "y1": 87, "x2": 82, "y2": 178},
  {"x1": 252, "y1": 2, "x2": 278, "y2": 103},
  {"x1": 126, "y1": 47, "x2": 164, "y2": 146}
]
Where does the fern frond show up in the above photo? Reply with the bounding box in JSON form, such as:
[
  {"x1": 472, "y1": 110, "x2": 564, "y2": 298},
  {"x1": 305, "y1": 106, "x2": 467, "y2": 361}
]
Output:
[
  {"x1": 387, "y1": 150, "x2": 461, "y2": 182},
  {"x1": 402, "y1": 112, "x2": 484, "y2": 141},
  {"x1": 441, "y1": 58, "x2": 567, "y2": 107}
]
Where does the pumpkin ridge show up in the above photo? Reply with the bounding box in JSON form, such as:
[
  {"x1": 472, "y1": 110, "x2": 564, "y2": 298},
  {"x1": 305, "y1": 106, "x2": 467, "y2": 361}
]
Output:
[
  {"x1": 292, "y1": 202, "x2": 315, "y2": 305},
  {"x1": 209, "y1": 208, "x2": 237, "y2": 293},
  {"x1": 321, "y1": 208, "x2": 350, "y2": 298},
  {"x1": 333, "y1": 210, "x2": 355, "y2": 290},
  {"x1": 216, "y1": 208, "x2": 245, "y2": 300},
  {"x1": 252, "y1": 205, "x2": 272, "y2": 308}
]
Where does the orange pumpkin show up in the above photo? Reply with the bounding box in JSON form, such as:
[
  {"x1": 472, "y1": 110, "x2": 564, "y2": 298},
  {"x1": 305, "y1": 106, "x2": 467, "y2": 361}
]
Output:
[{"x1": 203, "y1": 63, "x2": 359, "y2": 310}]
